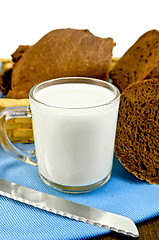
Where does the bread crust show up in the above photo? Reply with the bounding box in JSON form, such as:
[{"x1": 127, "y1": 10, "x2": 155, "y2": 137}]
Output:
[
  {"x1": 110, "y1": 30, "x2": 159, "y2": 92},
  {"x1": 6, "y1": 28, "x2": 114, "y2": 99}
]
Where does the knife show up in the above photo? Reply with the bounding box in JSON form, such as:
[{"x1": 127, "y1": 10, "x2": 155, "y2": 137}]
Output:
[{"x1": 0, "y1": 178, "x2": 139, "y2": 238}]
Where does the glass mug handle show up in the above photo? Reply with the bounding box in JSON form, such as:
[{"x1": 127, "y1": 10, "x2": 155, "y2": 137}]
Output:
[{"x1": 0, "y1": 106, "x2": 37, "y2": 166}]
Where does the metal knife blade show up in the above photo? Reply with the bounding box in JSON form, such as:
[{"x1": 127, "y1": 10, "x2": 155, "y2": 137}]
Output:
[{"x1": 0, "y1": 178, "x2": 139, "y2": 238}]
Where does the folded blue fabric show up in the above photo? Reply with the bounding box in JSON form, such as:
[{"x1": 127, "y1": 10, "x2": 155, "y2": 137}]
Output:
[
  {"x1": 0, "y1": 91, "x2": 4, "y2": 98},
  {"x1": 0, "y1": 143, "x2": 159, "y2": 240}
]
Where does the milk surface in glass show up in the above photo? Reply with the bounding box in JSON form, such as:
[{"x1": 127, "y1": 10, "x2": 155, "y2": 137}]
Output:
[{"x1": 30, "y1": 83, "x2": 119, "y2": 187}]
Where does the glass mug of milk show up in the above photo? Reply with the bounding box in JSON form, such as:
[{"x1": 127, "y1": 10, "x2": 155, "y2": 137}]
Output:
[{"x1": 0, "y1": 77, "x2": 120, "y2": 193}]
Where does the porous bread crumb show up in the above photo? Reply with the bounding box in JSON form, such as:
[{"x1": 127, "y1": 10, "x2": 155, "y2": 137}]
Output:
[{"x1": 115, "y1": 78, "x2": 159, "y2": 184}]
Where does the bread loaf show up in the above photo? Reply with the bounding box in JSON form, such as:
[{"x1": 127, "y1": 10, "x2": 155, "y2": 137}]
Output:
[
  {"x1": 115, "y1": 78, "x2": 159, "y2": 184},
  {"x1": 3, "y1": 28, "x2": 114, "y2": 99},
  {"x1": 110, "y1": 30, "x2": 159, "y2": 92}
]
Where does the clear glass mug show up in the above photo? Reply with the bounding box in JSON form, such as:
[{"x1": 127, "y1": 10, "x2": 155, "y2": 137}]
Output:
[{"x1": 0, "y1": 77, "x2": 120, "y2": 193}]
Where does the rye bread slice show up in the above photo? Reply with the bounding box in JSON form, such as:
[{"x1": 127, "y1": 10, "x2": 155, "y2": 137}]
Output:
[
  {"x1": 115, "y1": 78, "x2": 159, "y2": 184},
  {"x1": 6, "y1": 28, "x2": 114, "y2": 99},
  {"x1": 110, "y1": 29, "x2": 159, "y2": 92}
]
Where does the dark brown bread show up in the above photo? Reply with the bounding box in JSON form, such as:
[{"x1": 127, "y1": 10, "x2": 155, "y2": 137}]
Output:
[
  {"x1": 110, "y1": 30, "x2": 159, "y2": 92},
  {"x1": 11, "y1": 45, "x2": 30, "y2": 63},
  {"x1": 0, "y1": 46, "x2": 29, "y2": 95},
  {"x1": 6, "y1": 28, "x2": 114, "y2": 98},
  {"x1": 115, "y1": 78, "x2": 159, "y2": 184},
  {"x1": 0, "y1": 68, "x2": 12, "y2": 95}
]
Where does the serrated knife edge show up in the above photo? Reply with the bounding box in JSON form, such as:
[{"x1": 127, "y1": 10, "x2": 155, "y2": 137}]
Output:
[{"x1": 0, "y1": 179, "x2": 139, "y2": 238}]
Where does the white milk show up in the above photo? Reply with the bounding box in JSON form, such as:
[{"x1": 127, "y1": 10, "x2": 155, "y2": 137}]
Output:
[
  {"x1": 35, "y1": 83, "x2": 115, "y2": 108},
  {"x1": 30, "y1": 83, "x2": 119, "y2": 187}
]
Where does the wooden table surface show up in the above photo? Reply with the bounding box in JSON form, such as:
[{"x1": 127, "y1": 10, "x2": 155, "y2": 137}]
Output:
[{"x1": 87, "y1": 216, "x2": 159, "y2": 240}]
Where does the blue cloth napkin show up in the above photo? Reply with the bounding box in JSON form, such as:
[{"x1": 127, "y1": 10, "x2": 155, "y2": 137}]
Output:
[
  {"x1": 0, "y1": 143, "x2": 159, "y2": 240},
  {"x1": 0, "y1": 91, "x2": 4, "y2": 98}
]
